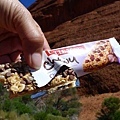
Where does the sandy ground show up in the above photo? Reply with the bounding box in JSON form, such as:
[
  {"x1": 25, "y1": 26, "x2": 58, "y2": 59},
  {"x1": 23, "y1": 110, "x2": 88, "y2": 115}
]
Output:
[{"x1": 79, "y1": 92, "x2": 120, "y2": 120}]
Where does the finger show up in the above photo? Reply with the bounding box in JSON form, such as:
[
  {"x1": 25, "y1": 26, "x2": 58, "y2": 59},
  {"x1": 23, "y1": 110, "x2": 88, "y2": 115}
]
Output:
[
  {"x1": 0, "y1": 55, "x2": 11, "y2": 64},
  {"x1": 43, "y1": 38, "x2": 51, "y2": 50},
  {"x1": 33, "y1": 21, "x2": 50, "y2": 50},
  {"x1": 17, "y1": 21, "x2": 44, "y2": 69},
  {"x1": 0, "y1": 36, "x2": 22, "y2": 55},
  {"x1": 13, "y1": 4, "x2": 45, "y2": 69},
  {"x1": 0, "y1": 0, "x2": 46, "y2": 69},
  {"x1": 0, "y1": 29, "x2": 17, "y2": 42}
]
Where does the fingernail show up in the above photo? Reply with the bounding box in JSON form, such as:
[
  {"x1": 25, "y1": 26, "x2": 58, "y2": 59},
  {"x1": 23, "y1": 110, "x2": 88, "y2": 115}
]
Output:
[{"x1": 31, "y1": 53, "x2": 41, "y2": 69}]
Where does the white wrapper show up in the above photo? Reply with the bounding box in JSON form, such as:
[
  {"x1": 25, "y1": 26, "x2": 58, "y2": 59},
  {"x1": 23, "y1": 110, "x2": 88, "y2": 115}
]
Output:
[{"x1": 31, "y1": 37, "x2": 120, "y2": 98}]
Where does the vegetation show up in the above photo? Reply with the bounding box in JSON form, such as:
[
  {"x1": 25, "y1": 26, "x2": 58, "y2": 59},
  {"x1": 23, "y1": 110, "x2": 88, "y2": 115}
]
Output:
[
  {"x1": 0, "y1": 83, "x2": 81, "y2": 120},
  {"x1": 97, "y1": 97, "x2": 120, "y2": 120}
]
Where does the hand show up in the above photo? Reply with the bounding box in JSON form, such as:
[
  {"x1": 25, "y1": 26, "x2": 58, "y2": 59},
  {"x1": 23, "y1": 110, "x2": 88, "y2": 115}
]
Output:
[{"x1": 0, "y1": 0, "x2": 50, "y2": 69}]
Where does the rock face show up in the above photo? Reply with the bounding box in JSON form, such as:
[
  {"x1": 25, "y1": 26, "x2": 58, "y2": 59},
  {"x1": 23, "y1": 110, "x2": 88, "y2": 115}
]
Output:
[
  {"x1": 29, "y1": 1, "x2": 120, "y2": 96},
  {"x1": 29, "y1": 0, "x2": 116, "y2": 32}
]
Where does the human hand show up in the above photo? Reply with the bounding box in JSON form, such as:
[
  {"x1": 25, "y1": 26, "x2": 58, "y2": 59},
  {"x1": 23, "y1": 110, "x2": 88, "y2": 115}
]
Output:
[{"x1": 0, "y1": 0, "x2": 50, "y2": 69}]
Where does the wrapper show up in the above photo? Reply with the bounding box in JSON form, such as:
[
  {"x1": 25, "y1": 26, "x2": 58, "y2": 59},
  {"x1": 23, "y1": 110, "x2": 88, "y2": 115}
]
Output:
[
  {"x1": 31, "y1": 37, "x2": 120, "y2": 98},
  {"x1": 0, "y1": 37, "x2": 120, "y2": 98}
]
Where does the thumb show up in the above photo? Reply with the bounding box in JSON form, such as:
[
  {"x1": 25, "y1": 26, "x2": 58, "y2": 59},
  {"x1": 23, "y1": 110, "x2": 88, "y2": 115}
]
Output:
[
  {"x1": 0, "y1": 0, "x2": 46, "y2": 69},
  {"x1": 13, "y1": 1, "x2": 45, "y2": 69}
]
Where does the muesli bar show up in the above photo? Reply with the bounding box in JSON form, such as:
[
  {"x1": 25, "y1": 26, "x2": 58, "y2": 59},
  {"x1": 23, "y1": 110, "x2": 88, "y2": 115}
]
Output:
[
  {"x1": 0, "y1": 37, "x2": 120, "y2": 98},
  {"x1": 0, "y1": 61, "x2": 78, "y2": 98},
  {"x1": 0, "y1": 62, "x2": 39, "y2": 98}
]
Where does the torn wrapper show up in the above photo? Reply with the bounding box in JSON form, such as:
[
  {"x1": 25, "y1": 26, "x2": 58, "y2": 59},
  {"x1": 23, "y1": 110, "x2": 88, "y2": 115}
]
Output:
[
  {"x1": 31, "y1": 37, "x2": 120, "y2": 98},
  {"x1": 0, "y1": 37, "x2": 120, "y2": 98}
]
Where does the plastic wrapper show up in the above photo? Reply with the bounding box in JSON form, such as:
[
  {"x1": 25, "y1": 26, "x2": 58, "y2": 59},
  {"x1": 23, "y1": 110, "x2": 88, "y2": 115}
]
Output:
[{"x1": 0, "y1": 37, "x2": 119, "y2": 98}]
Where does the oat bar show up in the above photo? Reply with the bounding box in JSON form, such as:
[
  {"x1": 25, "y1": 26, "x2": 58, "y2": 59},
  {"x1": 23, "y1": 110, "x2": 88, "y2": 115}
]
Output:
[
  {"x1": 42, "y1": 65, "x2": 78, "y2": 94},
  {"x1": 0, "y1": 62, "x2": 38, "y2": 98},
  {"x1": 31, "y1": 65, "x2": 78, "y2": 99}
]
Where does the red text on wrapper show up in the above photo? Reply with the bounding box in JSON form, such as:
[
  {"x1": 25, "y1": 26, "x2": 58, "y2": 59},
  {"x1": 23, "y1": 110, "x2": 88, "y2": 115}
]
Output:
[{"x1": 45, "y1": 45, "x2": 85, "y2": 56}]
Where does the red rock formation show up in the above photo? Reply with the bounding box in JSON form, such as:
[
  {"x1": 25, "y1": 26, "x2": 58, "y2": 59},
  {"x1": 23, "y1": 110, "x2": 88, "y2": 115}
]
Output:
[{"x1": 29, "y1": 0, "x2": 116, "y2": 32}]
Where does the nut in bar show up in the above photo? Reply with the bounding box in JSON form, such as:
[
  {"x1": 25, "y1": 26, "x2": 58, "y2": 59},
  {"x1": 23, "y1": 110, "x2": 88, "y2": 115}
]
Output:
[
  {"x1": 0, "y1": 62, "x2": 38, "y2": 97},
  {"x1": 45, "y1": 65, "x2": 78, "y2": 93}
]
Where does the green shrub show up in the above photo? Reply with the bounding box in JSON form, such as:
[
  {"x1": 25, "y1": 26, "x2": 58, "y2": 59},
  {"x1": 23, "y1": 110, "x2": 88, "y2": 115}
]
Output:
[
  {"x1": 67, "y1": 100, "x2": 81, "y2": 108},
  {"x1": 114, "y1": 110, "x2": 120, "y2": 120},
  {"x1": 21, "y1": 95, "x2": 32, "y2": 104},
  {"x1": 2, "y1": 99, "x2": 14, "y2": 111},
  {"x1": 61, "y1": 88, "x2": 77, "y2": 96},
  {"x1": 97, "y1": 97, "x2": 120, "y2": 120},
  {"x1": 0, "y1": 83, "x2": 81, "y2": 120},
  {"x1": 13, "y1": 101, "x2": 33, "y2": 114},
  {"x1": 68, "y1": 108, "x2": 79, "y2": 116},
  {"x1": 46, "y1": 114, "x2": 69, "y2": 120},
  {"x1": 7, "y1": 111, "x2": 18, "y2": 120},
  {"x1": 2, "y1": 99, "x2": 33, "y2": 115},
  {"x1": 19, "y1": 113, "x2": 34, "y2": 120},
  {"x1": 0, "y1": 83, "x2": 3, "y2": 93},
  {"x1": 103, "y1": 97, "x2": 120, "y2": 113},
  {"x1": 34, "y1": 111, "x2": 47, "y2": 120},
  {"x1": 62, "y1": 111, "x2": 68, "y2": 117},
  {"x1": 0, "y1": 110, "x2": 7, "y2": 119},
  {"x1": 0, "y1": 110, "x2": 34, "y2": 120}
]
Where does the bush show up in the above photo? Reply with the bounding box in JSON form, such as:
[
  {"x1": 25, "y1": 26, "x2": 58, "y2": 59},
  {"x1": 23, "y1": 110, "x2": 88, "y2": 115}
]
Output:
[
  {"x1": 7, "y1": 111, "x2": 18, "y2": 120},
  {"x1": 68, "y1": 108, "x2": 79, "y2": 116},
  {"x1": 0, "y1": 110, "x2": 34, "y2": 120},
  {"x1": 2, "y1": 99, "x2": 14, "y2": 111},
  {"x1": 13, "y1": 100, "x2": 33, "y2": 114},
  {"x1": 19, "y1": 113, "x2": 34, "y2": 120},
  {"x1": 0, "y1": 83, "x2": 81, "y2": 120},
  {"x1": 0, "y1": 110, "x2": 7, "y2": 119},
  {"x1": 103, "y1": 97, "x2": 120, "y2": 113},
  {"x1": 46, "y1": 114, "x2": 69, "y2": 120},
  {"x1": 0, "y1": 83, "x2": 3, "y2": 93},
  {"x1": 114, "y1": 110, "x2": 120, "y2": 120},
  {"x1": 67, "y1": 100, "x2": 81, "y2": 108},
  {"x1": 34, "y1": 111, "x2": 47, "y2": 120},
  {"x1": 1, "y1": 98, "x2": 33, "y2": 115},
  {"x1": 97, "y1": 97, "x2": 120, "y2": 120},
  {"x1": 43, "y1": 88, "x2": 81, "y2": 118}
]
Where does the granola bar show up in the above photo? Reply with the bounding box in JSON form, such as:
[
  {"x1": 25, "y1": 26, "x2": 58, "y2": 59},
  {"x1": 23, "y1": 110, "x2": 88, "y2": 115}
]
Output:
[{"x1": 0, "y1": 62, "x2": 38, "y2": 98}]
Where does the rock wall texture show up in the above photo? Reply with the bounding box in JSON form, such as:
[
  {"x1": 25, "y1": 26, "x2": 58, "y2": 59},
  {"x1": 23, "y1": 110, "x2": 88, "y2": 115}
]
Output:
[
  {"x1": 29, "y1": 0, "x2": 117, "y2": 32},
  {"x1": 29, "y1": 0, "x2": 120, "y2": 96}
]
